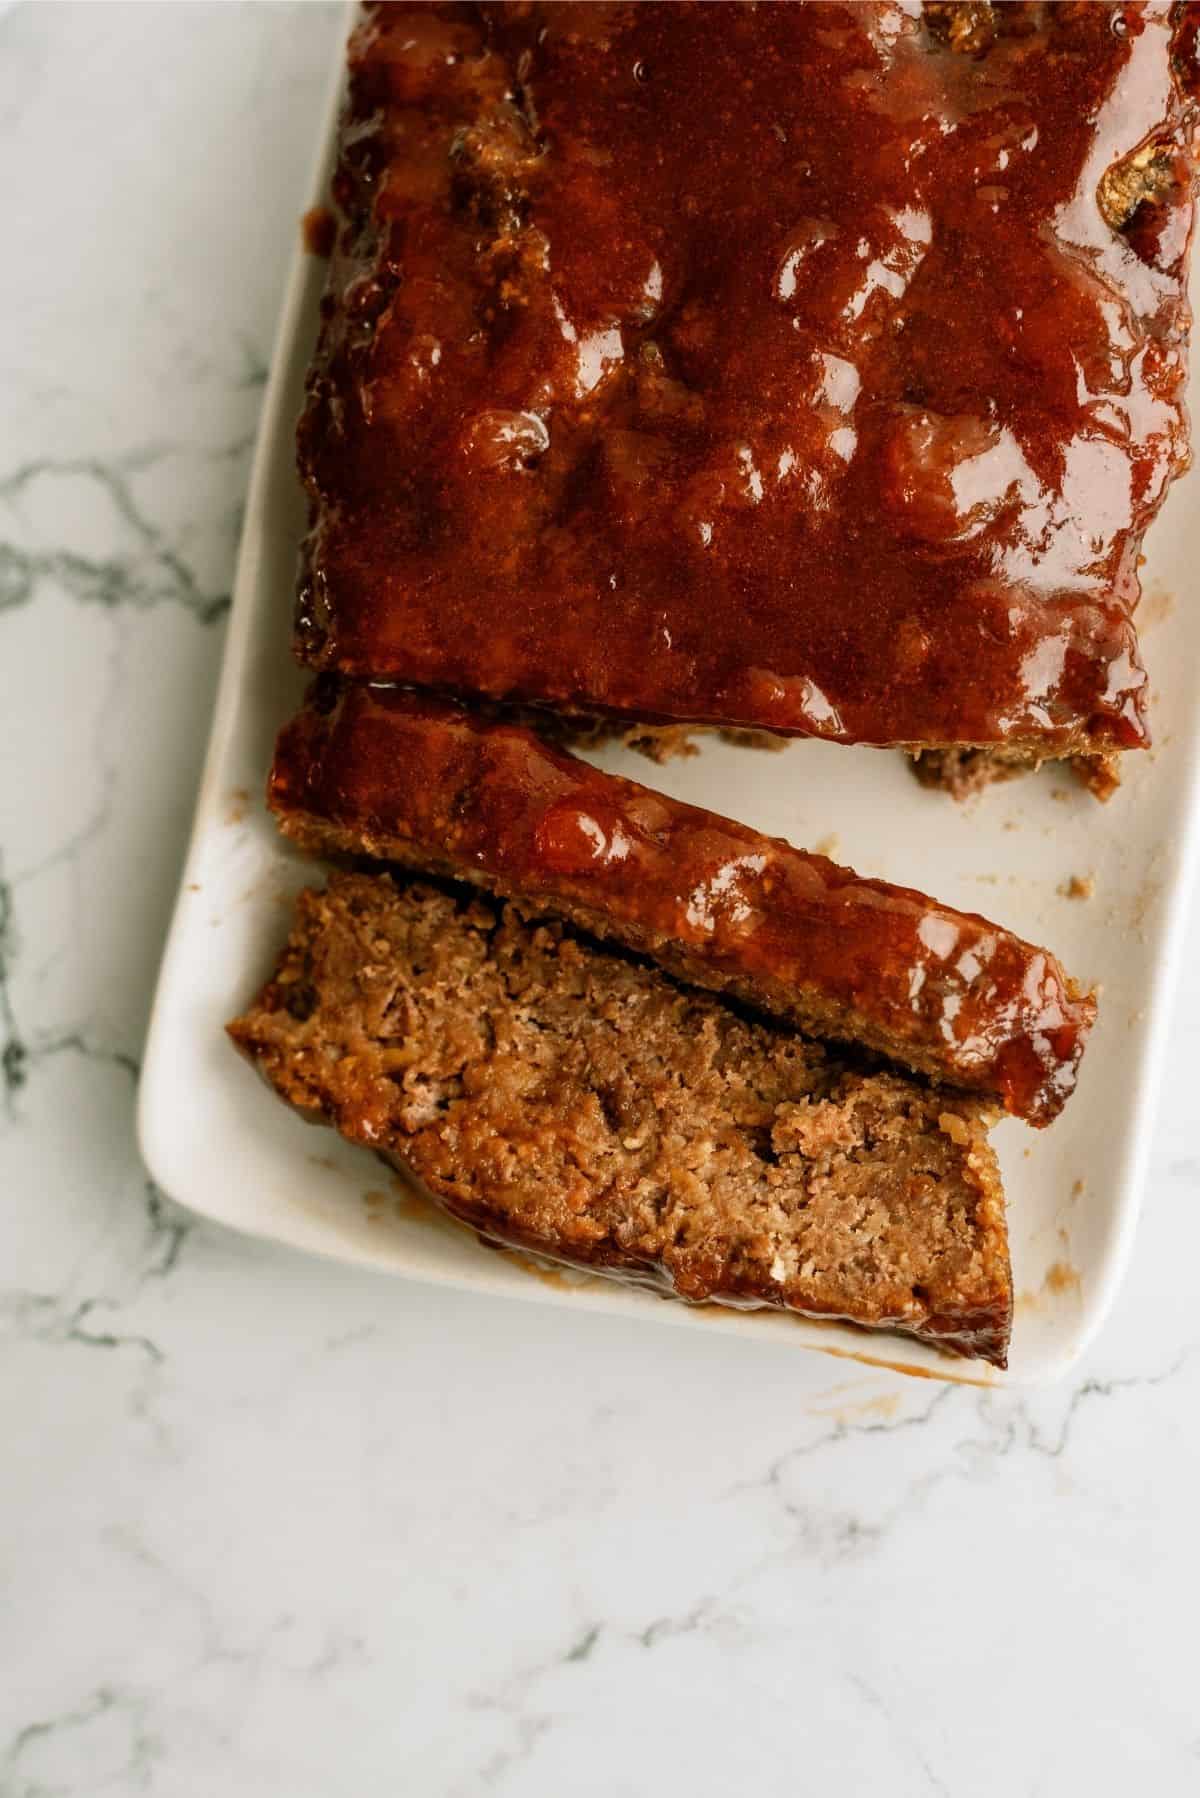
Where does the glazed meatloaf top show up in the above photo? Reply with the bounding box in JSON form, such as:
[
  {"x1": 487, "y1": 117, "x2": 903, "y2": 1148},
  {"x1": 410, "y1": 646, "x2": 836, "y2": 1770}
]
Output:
[
  {"x1": 269, "y1": 683, "x2": 1095, "y2": 1124},
  {"x1": 296, "y1": 1, "x2": 1197, "y2": 753},
  {"x1": 229, "y1": 874, "x2": 1013, "y2": 1365}
]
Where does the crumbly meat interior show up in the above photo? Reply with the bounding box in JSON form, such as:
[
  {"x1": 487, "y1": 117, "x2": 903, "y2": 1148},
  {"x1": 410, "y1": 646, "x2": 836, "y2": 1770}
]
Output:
[
  {"x1": 911, "y1": 746, "x2": 1120, "y2": 802},
  {"x1": 526, "y1": 705, "x2": 1118, "y2": 794},
  {"x1": 229, "y1": 874, "x2": 1012, "y2": 1364}
]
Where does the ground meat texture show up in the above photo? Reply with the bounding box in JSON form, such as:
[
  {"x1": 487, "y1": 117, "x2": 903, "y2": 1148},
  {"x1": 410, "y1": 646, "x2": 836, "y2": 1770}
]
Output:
[
  {"x1": 923, "y1": 2, "x2": 997, "y2": 57},
  {"x1": 269, "y1": 685, "x2": 1096, "y2": 1126},
  {"x1": 228, "y1": 874, "x2": 1013, "y2": 1366},
  {"x1": 911, "y1": 746, "x2": 1120, "y2": 802},
  {"x1": 1098, "y1": 142, "x2": 1182, "y2": 234}
]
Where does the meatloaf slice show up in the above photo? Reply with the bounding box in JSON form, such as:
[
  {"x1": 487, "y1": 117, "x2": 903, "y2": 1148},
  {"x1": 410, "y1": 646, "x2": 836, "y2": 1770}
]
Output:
[
  {"x1": 269, "y1": 683, "x2": 1095, "y2": 1126},
  {"x1": 228, "y1": 874, "x2": 1012, "y2": 1366}
]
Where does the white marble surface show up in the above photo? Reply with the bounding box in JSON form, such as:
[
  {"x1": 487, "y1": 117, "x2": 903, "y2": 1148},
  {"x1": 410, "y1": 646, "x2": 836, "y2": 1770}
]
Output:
[{"x1": 3, "y1": 5, "x2": 1200, "y2": 1793}]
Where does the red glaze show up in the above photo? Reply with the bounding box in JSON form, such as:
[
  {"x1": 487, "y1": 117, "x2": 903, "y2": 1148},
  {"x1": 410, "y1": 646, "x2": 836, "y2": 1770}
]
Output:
[
  {"x1": 269, "y1": 683, "x2": 1096, "y2": 1123},
  {"x1": 297, "y1": 2, "x2": 1197, "y2": 751}
]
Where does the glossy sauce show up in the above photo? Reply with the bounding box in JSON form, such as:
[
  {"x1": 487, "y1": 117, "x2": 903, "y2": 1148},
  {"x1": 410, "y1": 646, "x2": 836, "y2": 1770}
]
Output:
[
  {"x1": 298, "y1": 1, "x2": 1198, "y2": 750},
  {"x1": 270, "y1": 684, "x2": 1095, "y2": 1123}
]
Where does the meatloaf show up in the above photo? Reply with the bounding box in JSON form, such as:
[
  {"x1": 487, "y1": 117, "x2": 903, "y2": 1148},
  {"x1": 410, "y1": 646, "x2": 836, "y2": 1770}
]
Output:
[
  {"x1": 229, "y1": 874, "x2": 1013, "y2": 1365},
  {"x1": 296, "y1": 0, "x2": 1197, "y2": 766},
  {"x1": 269, "y1": 684, "x2": 1095, "y2": 1125}
]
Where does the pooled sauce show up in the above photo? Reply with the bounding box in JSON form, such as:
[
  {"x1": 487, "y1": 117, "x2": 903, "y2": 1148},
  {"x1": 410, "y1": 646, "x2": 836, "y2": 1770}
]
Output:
[
  {"x1": 1016, "y1": 1256, "x2": 1082, "y2": 1312},
  {"x1": 301, "y1": 204, "x2": 336, "y2": 259},
  {"x1": 813, "y1": 1341, "x2": 997, "y2": 1386},
  {"x1": 297, "y1": 2, "x2": 1198, "y2": 751},
  {"x1": 1044, "y1": 1258, "x2": 1082, "y2": 1295},
  {"x1": 270, "y1": 683, "x2": 1096, "y2": 1124}
]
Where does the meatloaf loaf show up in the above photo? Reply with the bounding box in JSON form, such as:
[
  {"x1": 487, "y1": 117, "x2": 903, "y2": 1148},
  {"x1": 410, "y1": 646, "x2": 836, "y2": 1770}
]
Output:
[
  {"x1": 229, "y1": 874, "x2": 1013, "y2": 1364},
  {"x1": 296, "y1": 0, "x2": 1198, "y2": 768},
  {"x1": 269, "y1": 684, "x2": 1095, "y2": 1125}
]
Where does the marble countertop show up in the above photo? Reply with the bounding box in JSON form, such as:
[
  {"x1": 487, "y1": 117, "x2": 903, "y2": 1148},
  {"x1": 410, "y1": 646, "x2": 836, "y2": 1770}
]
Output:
[{"x1": 3, "y1": 6, "x2": 1198, "y2": 1793}]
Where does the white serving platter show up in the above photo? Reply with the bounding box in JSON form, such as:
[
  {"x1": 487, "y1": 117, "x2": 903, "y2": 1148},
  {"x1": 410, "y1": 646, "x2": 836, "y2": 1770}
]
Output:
[{"x1": 138, "y1": 36, "x2": 1200, "y2": 1386}]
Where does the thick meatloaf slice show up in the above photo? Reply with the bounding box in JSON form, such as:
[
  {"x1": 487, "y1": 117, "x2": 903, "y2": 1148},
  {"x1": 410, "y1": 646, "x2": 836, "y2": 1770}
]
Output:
[
  {"x1": 296, "y1": 2, "x2": 1197, "y2": 762},
  {"x1": 269, "y1": 684, "x2": 1095, "y2": 1126},
  {"x1": 228, "y1": 874, "x2": 1012, "y2": 1365}
]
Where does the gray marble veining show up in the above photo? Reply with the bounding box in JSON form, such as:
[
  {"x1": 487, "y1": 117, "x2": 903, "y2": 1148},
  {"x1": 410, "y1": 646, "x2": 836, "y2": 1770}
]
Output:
[{"x1": 2, "y1": 6, "x2": 1199, "y2": 1795}]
